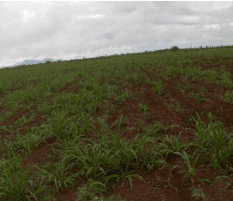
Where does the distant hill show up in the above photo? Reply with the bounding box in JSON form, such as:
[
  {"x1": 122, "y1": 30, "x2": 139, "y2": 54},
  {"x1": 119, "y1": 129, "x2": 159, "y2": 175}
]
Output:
[{"x1": 1, "y1": 58, "x2": 57, "y2": 69}]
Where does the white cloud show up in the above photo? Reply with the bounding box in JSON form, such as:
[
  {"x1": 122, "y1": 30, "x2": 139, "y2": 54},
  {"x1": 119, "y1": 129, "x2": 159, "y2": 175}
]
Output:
[
  {"x1": 188, "y1": 1, "x2": 232, "y2": 12},
  {"x1": 204, "y1": 24, "x2": 222, "y2": 31},
  {"x1": 0, "y1": 1, "x2": 233, "y2": 68}
]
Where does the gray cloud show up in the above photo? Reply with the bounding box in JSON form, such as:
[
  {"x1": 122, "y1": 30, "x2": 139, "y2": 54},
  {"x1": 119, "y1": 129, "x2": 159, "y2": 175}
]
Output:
[{"x1": 0, "y1": 1, "x2": 233, "y2": 68}]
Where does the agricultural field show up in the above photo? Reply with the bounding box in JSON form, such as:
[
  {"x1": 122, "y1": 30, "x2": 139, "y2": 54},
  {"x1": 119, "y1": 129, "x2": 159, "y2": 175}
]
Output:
[{"x1": 1, "y1": 45, "x2": 233, "y2": 201}]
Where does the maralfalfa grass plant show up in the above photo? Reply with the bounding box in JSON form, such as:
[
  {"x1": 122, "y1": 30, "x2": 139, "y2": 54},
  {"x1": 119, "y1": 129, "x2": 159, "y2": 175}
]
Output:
[
  {"x1": 186, "y1": 112, "x2": 233, "y2": 171},
  {"x1": 0, "y1": 148, "x2": 51, "y2": 201},
  {"x1": 191, "y1": 186, "x2": 210, "y2": 201},
  {"x1": 170, "y1": 150, "x2": 207, "y2": 186}
]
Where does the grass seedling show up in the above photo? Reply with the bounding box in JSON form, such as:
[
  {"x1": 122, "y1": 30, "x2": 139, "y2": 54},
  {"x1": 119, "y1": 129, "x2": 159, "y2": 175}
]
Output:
[
  {"x1": 176, "y1": 77, "x2": 191, "y2": 93},
  {"x1": 159, "y1": 132, "x2": 193, "y2": 161},
  {"x1": 0, "y1": 149, "x2": 49, "y2": 201},
  {"x1": 191, "y1": 186, "x2": 209, "y2": 201},
  {"x1": 138, "y1": 103, "x2": 149, "y2": 112},
  {"x1": 171, "y1": 151, "x2": 206, "y2": 186},
  {"x1": 77, "y1": 178, "x2": 106, "y2": 201},
  {"x1": 167, "y1": 99, "x2": 185, "y2": 113}
]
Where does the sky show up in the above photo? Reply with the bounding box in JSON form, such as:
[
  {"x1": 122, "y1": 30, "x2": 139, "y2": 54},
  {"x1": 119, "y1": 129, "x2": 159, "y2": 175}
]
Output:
[{"x1": 1, "y1": 1, "x2": 233, "y2": 68}]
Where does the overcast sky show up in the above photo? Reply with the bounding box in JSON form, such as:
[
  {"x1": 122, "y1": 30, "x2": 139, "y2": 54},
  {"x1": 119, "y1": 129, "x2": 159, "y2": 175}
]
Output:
[{"x1": 1, "y1": 1, "x2": 233, "y2": 68}]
